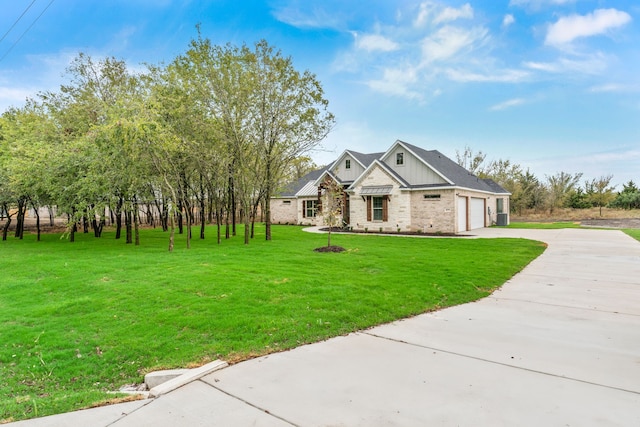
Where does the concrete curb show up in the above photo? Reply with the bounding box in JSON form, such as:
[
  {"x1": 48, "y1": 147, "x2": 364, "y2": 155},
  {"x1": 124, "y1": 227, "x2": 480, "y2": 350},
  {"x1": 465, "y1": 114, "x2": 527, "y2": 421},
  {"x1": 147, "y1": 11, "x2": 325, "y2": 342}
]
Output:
[{"x1": 148, "y1": 360, "x2": 228, "y2": 398}]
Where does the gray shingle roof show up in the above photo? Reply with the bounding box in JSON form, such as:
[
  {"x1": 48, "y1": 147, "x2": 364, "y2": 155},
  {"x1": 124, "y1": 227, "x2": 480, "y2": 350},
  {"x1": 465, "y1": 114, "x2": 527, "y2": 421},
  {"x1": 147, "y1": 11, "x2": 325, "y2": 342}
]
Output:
[
  {"x1": 482, "y1": 178, "x2": 510, "y2": 195},
  {"x1": 349, "y1": 151, "x2": 384, "y2": 168},
  {"x1": 276, "y1": 141, "x2": 510, "y2": 197}
]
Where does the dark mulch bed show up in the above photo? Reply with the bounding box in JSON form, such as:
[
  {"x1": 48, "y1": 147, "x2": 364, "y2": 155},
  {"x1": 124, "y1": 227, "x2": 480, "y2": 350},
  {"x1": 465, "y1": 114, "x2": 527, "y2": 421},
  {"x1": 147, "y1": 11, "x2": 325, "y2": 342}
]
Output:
[
  {"x1": 318, "y1": 227, "x2": 462, "y2": 237},
  {"x1": 313, "y1": 245, "x2": 346, "y2": 253}
]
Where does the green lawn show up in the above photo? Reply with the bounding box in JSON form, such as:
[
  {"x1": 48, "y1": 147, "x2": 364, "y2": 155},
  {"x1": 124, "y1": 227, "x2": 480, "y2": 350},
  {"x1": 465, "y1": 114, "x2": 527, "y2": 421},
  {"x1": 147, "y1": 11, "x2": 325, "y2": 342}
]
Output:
[
  {"x1": 0, "y1": 225, "x2": 545, "y2": 422},
  {"x1": 498, "y1": 221, "x2": 582, "y2": 229},
  {"x1": 624, "y1": 229, "x2": 640, "y2": 241}
]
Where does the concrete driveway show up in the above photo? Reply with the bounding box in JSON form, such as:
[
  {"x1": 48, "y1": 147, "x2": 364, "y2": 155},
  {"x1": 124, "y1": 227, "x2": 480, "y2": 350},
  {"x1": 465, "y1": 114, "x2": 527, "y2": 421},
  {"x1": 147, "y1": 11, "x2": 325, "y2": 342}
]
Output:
[{"x1": 10, "y1": 228, "x2": 640, "y2": 426}]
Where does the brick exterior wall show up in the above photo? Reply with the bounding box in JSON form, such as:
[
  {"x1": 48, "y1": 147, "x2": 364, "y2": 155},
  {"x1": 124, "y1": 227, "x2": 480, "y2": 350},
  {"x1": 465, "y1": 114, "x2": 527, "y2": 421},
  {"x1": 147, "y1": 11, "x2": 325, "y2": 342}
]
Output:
[
  {"x1": 270, "y1": 198, "x2": 298, "y2": 224},
  {"x1": 272, "y1": 180, "x2": 510, "y2": 232},
  {"x1": 410, "y1": 189, "x2": 456, "y2": 233},
  {"x1": 348, "y1": 166, "x2": 411, "y2": 232}
]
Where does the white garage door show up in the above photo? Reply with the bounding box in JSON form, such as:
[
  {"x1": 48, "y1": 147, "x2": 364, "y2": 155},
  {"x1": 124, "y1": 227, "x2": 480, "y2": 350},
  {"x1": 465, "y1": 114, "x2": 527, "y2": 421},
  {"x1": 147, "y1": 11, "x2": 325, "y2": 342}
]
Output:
[
  {"x1": 470, "y1": 197, "x2": 486, "y2": 230},
  {"x1": 457, "y1": 197, "x2": 468, "y2": 232}
]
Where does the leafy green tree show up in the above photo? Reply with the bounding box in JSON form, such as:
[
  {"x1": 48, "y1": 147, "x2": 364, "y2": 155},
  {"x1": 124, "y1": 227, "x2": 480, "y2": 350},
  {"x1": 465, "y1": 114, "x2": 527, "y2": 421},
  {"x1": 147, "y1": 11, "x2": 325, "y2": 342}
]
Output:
[
  {"x1": 609, "y1": 180, "x2": 640, "y2": 210},
  {"x1": 0, "y1": 112, "x2": 17, "y2": 240},
  {"x1": 511, "y1": 169, "x2": 546, "y2": 214},
  {"x1": 566, "y1": 188, "x2": 591, "y2": 209},
  {"x1": 585, "y1": 175, "x2": 616, "y2": 216},
  {"x1": 39, "y1": 53, "x2": 153, "y2": 243},
  {"x1": 1, "y1": 103, "x2": 59, "y2": 240},
  {"x1": 545, "y1": 171, "x2": 583, "y2": 213},
  {"x1": 245, "y1": 40, "x2": 334, "y2": 241}
]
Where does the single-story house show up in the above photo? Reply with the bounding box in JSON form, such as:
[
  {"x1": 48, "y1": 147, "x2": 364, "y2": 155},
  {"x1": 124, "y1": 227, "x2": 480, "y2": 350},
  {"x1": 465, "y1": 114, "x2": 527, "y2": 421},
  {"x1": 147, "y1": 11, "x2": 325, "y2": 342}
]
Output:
[{"x1": 272, "y1": 140, "x2": 510, "y2": 234}]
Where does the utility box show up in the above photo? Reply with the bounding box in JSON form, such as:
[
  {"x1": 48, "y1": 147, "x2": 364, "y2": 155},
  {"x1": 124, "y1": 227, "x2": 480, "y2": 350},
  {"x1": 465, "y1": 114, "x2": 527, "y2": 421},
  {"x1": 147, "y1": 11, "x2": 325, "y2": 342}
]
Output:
[{"x1": 497, "y1": 213, "x2": 508, "y2": 226}]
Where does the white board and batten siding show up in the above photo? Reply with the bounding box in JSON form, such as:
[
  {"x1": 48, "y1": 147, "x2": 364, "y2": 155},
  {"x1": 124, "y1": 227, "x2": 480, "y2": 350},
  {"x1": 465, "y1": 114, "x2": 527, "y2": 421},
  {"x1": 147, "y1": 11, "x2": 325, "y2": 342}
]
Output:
[
  {"x1": 382, "y1": 147, "x2": 447, "y2": 186},
  {"x1": 333, "y1": 153, "x2": 365, "y2": 182}
]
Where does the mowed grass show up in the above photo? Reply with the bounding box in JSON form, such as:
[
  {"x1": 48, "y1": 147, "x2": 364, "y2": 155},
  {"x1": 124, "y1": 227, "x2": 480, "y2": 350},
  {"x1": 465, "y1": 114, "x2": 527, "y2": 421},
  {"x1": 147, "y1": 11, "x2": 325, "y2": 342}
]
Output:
[
  {"x1": 624, "y1": 229, "x2": 640, "y2": 241},
  {"x1": 498, "y1": 221, "x2": 582, "y2": 229},
  {"x1": 0, "y1": 225, "x2": 545, "y2": 422}
]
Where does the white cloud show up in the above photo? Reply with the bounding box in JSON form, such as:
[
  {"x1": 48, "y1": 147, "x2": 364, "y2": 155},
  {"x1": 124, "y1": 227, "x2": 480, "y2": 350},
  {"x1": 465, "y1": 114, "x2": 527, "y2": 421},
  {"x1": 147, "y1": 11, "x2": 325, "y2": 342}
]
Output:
[
  {"x1": 414, "y1": 2, "x2": 474, "y2": 28},
  {"x1": 433, "y1": 3, "x2": 473, "y2": 25},
  {"x1": 489, "y1": 98, "x2": 526, "y2": 111},
  {"x1": 502, "y1": 14, "x2": 515, "y2": 28},
  {"x1": 524, "y1": 53, "x2": 608, "y2": 75},
  {"x1": 313, "y1": 120, "x2": 393, "y2": 165},
  {"x1": 272, "y1": 5, "x2": 342, "y2": 30},
  {"x1": 413, "y1": 2, "x2": 435, "y2": 28},
  {"x1": 422, "y1": 26, "x2": 488, "y2": 63},
  {"x1": 577, "y1": 148, "x2": 640, "y2": 164},
  {"x1": 0, "y1": 87, "x2": 33, "y2": 110},
  {"x1": 330, "y1": 2, "x2": 538, "y2": 102},
  {"x1": 354, "y1": 33, "x2": 399, "y2": 52},
  {"x1": 510, "y1": 0, "x2": 575, "y2": 7},
  {"x1": 545, "y1": 8, "x2": 632, "y2": 47},
  {"x1": 588, "y1": 83, "x2": 640, "y2": 93},
  {"x1": 446, "y1": 68, "x2": 529, "y2": 83},
  {"x1": 367, "y1": 67, "x2": 423, "y2": 101}
]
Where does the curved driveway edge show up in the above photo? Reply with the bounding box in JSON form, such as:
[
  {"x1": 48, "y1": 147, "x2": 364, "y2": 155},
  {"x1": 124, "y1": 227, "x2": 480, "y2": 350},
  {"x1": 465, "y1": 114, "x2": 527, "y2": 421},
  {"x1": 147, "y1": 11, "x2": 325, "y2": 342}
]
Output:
[{"x1": 9, "y1": 228, "x2": 640, "y2": 426}]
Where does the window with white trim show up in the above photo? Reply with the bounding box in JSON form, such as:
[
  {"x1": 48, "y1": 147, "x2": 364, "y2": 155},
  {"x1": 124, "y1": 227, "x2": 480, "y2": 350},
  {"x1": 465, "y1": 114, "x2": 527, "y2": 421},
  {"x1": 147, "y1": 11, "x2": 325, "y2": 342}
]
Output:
[
  {"x1": 345, "y1": 159, "x2": 351, "y2": 169},
  {"x1": 396, "y1": 152, "x2": 404, "y2": 165}
]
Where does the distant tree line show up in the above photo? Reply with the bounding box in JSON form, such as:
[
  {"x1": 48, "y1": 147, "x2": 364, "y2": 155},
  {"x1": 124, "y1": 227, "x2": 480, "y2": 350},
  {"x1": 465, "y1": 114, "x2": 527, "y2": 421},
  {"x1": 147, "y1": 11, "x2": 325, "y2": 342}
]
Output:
[
  {"x1": 0, "y1": 34, "x2": 333, "y2": 249},
  {"x1": 455, "y1": 147, "x2": 639, "y2": 216}
]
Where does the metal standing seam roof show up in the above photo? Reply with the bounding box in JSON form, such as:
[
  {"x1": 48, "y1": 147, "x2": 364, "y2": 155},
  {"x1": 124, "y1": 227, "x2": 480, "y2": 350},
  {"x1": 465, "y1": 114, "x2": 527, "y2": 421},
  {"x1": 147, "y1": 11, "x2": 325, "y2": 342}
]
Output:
[
  {"x1": 360, "y1": 185, "x2": 394, "y2": 195},
  {"x1": 296, "y1": 181, "x2": 320, "y2": 197}
]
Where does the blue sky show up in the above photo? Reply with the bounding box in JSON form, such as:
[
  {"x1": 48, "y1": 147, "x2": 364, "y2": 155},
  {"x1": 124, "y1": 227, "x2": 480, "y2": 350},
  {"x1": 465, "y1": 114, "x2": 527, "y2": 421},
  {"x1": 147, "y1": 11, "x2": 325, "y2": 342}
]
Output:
[{"x1": 1, "y1": 0, "x2": 639, "y2": 187}]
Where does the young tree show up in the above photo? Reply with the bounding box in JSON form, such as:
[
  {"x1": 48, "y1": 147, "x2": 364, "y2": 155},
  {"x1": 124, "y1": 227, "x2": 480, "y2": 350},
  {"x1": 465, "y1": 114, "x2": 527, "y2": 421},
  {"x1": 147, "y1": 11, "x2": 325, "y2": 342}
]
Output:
[
  {"x1": 585, "y1": 175, "x2": 616, "y2": 216},
  {"x1": 546, "y1": 171, "x2": 583, "y2": 213},
  {"x1": 511, "y1": 169, "x2": 546, "y2": 214},
  {"x1": 456, "y1": 146, "x2": 487, "y2": 176},
  {"x1": 317, "y1": 175, "x2": 345, "y2": 251}
]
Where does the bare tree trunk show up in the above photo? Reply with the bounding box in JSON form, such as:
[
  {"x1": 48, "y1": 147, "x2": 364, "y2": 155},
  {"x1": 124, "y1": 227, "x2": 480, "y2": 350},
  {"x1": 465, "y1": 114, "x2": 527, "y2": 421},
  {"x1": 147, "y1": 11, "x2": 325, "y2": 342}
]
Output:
[
  {"x1": 216, "y1": 207, "x2": 222, "y2": 244},
  {"x1": 186, "y1": 204, "x2": 191, "y2": 250},
  {"x1": 115, "y1": 197, "x2": 123, "y2": 239},
  {"x1": 125, "y1": 208, "x2": 133, "y2": 244},
  {"x1": 15, "y1": 197, "x2": 26, "y2": 239},
  {"x1": 33, "y1": 203, "x2": 41, "y2": 241},
  {"x1": 69, "y1": 212, "x2": 77, "y2": 243},
  {"x1": 134, "y1": 198, "x2": 140, "y2": 246},
  {"x1": 176, "y1": 198, "x2": 184, "y2": 235},
  {"x1": 82, "y1": 210, "x2": 89, "y2": 233},
  {"x1": 1, "y1": 203, "x2": 13, "y2": 241},
  {"x1": 168, "y1": 211, "x2": 175, "y2": 252},
  {"x1": 159, "y1": 197, "x2": 168, "y2": 232},
  {"x1": 48, "y1": 206, "x2": 55, "y2": 226}
]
